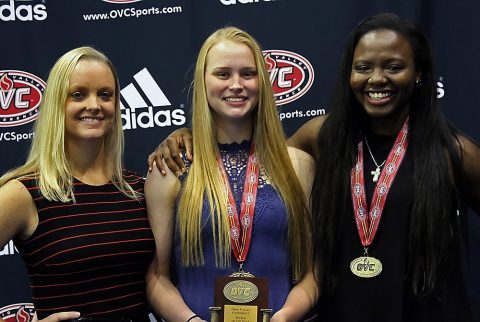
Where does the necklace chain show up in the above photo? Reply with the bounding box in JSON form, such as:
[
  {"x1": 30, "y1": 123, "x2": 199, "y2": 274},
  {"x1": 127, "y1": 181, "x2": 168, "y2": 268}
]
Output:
[{"x1": 364, "y1": 137, "x2": 386, "y2": 168}]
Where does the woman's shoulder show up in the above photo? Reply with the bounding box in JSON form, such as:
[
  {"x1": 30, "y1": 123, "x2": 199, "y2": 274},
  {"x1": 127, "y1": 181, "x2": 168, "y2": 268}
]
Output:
[
  {"x1": 452, "y1": 133, "x2": 480, "y2": 213},
  {"x1": 287, "y1": 146, "x2": 315, "y2": 163},
  {"x1": 287, "y1": 146, "x2": 315, "y2": 179},
  {"x1": 0, "y1": 178, "x2": 37, "y2": 243},
  {"x1": 1, "y1": 178, "x2": 32, "y2": 195},
  {"x1": 3, "y1": 173, "x2": 38, "y2": 192},
  {"x1": 455, "y1": 133, "x2": 479, "y2": 153},
  {"x1": 451, "y1": 133, "x2": 480, "y2": 172}
]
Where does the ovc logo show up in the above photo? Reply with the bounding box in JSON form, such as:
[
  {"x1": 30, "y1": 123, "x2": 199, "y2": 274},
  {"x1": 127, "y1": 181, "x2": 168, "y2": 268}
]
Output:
[
  {"x1": 263, "y1": 50, "x2": 314, "y2": 106},
  {"x1": 0, "y1": 304, "x2": 35, "y2": 322},
  {"x1": 0, "y1": 70, "x2": 45, "y2": 127}
]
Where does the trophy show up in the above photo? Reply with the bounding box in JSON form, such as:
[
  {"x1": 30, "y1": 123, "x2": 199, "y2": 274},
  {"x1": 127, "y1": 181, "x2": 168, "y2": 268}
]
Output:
[{"x1": 210, "y1": 273, "x2": 271, "y2": 322}]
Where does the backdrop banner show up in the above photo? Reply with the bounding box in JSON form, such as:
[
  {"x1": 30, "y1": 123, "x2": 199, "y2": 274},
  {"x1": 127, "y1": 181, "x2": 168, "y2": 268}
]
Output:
[{"x1": 1, "y1": 0, "x2": 479, "y2": 321}]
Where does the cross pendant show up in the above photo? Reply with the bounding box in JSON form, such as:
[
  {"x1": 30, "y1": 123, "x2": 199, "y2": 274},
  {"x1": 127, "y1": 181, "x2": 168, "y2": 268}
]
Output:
[{"x1": 371, "y1": 167, "x2": 381, "y2": 182}]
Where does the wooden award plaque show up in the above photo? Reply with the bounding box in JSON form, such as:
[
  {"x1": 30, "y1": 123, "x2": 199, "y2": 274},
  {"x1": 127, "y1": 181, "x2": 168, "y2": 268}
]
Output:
[{"x1": 211, "y1": 276, "x2": 270, "y2": 322}]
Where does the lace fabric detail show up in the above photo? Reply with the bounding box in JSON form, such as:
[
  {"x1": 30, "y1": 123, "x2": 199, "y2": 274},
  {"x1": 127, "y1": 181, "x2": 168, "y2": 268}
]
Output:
[
  {"x1": 180, "y1": 140, "x2": 268, "y2": 189},
  {"x1": 179, "y1": 140, "x2": 277, "y2": 222},
  {"x1": 218, "y1": 140, "x2": 268, "y2": 197}
]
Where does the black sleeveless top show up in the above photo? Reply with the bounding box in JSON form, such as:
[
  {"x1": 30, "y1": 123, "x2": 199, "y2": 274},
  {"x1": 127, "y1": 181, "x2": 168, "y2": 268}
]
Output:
[
  {"x1": 14, "y1": 171, "x2": 155, "y2": 321},
  {"x1": 317, "y1": 133, "x2": 471, "y2": 322}
]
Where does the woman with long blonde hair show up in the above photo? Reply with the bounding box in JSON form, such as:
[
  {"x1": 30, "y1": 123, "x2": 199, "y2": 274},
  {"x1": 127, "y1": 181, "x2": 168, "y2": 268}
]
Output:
[
  {"x1": 0, "y1": 46, "x2": 155, "y2": 322},
  {"x1": 145, "y1": 27, "x2": 318, "y2": 322}
]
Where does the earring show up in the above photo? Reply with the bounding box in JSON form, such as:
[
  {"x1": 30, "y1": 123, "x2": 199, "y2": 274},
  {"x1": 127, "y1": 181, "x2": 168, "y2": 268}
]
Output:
[{"x1": 415, "y1": 79, "x2": 422, "y2": 86}]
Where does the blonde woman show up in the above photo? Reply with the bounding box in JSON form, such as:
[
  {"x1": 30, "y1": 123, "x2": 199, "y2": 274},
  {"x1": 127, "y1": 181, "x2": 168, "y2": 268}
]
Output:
[
  {"x1": 145, "y1": 27, "x2": 318, "y2": 322},
  {"x1": 0, "y1": 47, "x2": 155, "y2": 322}
]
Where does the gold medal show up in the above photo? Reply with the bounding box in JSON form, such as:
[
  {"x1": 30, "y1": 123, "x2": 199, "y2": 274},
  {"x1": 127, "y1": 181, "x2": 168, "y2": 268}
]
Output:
[
  {"x1": 350, "y1": 256, "x2": 382, "y2": 278},
  {"x1": 349, "y1": 120, "x2": 409, "y2": 279}
]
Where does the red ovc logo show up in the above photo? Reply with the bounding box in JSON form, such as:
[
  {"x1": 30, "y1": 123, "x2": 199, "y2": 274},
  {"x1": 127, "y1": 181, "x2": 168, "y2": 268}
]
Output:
[
  {"x1": 0, "y1": 70, "x2": 45, "y2": 127},
  {"x1": 0, "y1": 303, "x2": 35, "y2": 322},
  {"x1": 262, "y1": 50, "x2": 314, "y2": 106}
]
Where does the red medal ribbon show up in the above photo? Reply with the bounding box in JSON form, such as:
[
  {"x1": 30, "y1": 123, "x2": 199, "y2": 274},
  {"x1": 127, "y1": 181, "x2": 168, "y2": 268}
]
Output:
[
  {"x1": 350, "y1": 120, "x2": 409, "y2": 249},
  {"x1": 217, "y1": 143, "x2": 259, "y2": 264}
]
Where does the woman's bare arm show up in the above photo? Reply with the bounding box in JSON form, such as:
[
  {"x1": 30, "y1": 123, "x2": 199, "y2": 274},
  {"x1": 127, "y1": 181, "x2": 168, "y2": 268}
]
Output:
[
  {"x1": 0, "y1": 181, "x2": 81, "y2": 321},
  {"x1": 286, "y1": 115, "x2": 326, "y2": 161},
  {"x1": 147, "y1": 115, "x2": 327, "y2": 175},
  {"x1": 456, "y1": 135, "x2": 480, "y2": 214},
  {"x1": 145, "y1": 161, "x2": 205, "y2": 322},
  {"x1": 270, "y1": 147, "x2": 319, "y2": 322},
  {"x1": 0, "y1": 179, "x2": 36, "y2": 249}
]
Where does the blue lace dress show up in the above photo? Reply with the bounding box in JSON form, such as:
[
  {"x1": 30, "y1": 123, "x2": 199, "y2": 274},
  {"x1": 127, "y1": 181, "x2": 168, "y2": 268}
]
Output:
[{"x1": 173, "y1": 140, "x2": 292, "y2": 320}]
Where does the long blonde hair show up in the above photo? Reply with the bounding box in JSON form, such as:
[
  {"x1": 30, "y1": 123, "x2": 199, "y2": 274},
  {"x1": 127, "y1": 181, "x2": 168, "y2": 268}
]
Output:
[
  {"x1": 177, "y1": 27, "x2": 310, "y2": 280},
  {"x1": 0, "y1": 46, "x2": 138, "y2": 202}
]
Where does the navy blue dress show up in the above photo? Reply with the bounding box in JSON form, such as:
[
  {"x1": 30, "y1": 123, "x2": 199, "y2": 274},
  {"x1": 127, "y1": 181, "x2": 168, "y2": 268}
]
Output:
[{"x1": 173, "y1": 141, "x2": 293, "y2": 320}]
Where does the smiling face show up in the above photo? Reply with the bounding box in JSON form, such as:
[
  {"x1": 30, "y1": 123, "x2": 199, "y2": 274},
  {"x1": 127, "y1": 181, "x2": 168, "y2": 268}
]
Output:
[
  {"x1": 350, "y1": 30, "x2": 419, "y2": 128},
  {"x1": 204, "y1": 40, "x2": 259, "y2": 128},
  {"x1": 64, "y1": 59, "x2": 116, "y2": 144}
]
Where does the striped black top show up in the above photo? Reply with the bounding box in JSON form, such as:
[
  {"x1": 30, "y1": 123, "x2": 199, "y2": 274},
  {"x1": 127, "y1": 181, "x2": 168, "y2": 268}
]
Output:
[{"x1": 14, "y1": 171, "x2": 155, "y2": 321}]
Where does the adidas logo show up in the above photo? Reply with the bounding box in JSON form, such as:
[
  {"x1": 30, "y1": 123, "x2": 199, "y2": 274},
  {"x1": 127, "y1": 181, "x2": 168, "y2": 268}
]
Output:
[
  {"x1": 120, "y1": 68, "x2": 186, "y2": 130},
  {"x1": 0, "y1": 240, "x2": 18, "y2": 256}
]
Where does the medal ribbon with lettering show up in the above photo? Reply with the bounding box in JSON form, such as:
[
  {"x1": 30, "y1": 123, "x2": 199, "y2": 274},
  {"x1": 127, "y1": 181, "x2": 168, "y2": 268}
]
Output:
[
  {"x1": 350, "y1": 120, "x2": 409, "y2": 278},
  {"x1": 217, "y1": 143, "x2": 259, "y2": 271}
]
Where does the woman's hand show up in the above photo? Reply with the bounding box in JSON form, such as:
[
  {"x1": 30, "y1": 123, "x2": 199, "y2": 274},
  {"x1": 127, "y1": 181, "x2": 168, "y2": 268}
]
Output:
[
  {"x1": 269, "y1": 309, "x2": 289, "y2": 322},
  {"x1": 147, "y1": 128, "x2": 193, "y2": 176},
  {"x1": 32, "y1": 312, "x2": 81, "y2": 322}
]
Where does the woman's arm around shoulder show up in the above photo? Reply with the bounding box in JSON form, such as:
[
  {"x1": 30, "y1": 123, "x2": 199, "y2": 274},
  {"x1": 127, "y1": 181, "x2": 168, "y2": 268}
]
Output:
[
  {"x1": 456, "y1": 134, "x2": 480, "y2": 214},
  {"x1": 147, "y1": 128, "x2": 193, "y2": 175},
  {"x1": 286, "y1": 115, "x2": 327, "y2": 161},
  {"x1": 287, "y1": 146, "x2": 315, "y2": 202},
  {"x1": 0, "y1": 179, "x2": 37, "y2": 248},
  {"x1": 144, "y1": 162, "x2": 205, "y2": 322}
]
